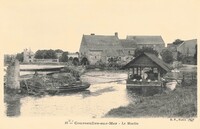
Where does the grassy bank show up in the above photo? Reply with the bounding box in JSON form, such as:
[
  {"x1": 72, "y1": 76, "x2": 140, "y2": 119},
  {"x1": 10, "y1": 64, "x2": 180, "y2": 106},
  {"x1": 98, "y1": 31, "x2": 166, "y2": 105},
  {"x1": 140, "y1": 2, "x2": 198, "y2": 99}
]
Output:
[{"x1": 105, "y1": 81, "x2": 197, "y2": 118}]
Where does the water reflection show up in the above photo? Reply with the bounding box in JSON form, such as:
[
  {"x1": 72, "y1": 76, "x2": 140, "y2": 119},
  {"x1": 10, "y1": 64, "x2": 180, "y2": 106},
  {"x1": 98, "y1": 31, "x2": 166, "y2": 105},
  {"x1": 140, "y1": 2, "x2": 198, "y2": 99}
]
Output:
[
  {"x1": 5, "y1": 71, "x2": 130, "y2": 118},
  {"x1": 17, "y1": 83, "x2": 129, "y2": 117},
  {"x1": 5, "y1": 94, "x2": 21, "y2": 117},
  {"x1": 126, "y1": 86, "x2": 162, "y2": 97},
  {"x1": 4, "y1": 65, "x2": 197, "y2": 117}
]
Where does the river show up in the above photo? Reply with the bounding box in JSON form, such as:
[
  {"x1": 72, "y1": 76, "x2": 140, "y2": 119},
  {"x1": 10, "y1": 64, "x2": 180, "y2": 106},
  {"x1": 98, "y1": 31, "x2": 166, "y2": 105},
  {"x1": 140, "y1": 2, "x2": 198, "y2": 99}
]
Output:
[
  {"x1": 4, "y1": 64, "x2": 196, "y2": 118},
  {"x1": 4, "y1": 69, "x2": 134, "y2": 118}
]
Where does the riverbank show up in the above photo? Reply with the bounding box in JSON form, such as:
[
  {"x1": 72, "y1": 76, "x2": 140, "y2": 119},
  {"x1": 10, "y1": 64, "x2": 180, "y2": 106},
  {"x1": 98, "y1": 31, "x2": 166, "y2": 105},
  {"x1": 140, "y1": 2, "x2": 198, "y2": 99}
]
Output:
[{"x1": 105, "y1": 80, "x2": 197, "y2": 118}]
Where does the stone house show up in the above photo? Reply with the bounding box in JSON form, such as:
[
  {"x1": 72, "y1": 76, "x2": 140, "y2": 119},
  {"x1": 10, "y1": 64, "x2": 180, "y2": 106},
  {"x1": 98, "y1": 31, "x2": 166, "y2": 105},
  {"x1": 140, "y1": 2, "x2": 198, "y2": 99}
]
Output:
[
  {"x1": 167, "y1": 39, "x2": 197, "y2": 60},
  {"x1": 79, "y1": 33, "x2": 125, "y2": 65},
  {"x1": 126, "y1": 36, "x2": 165, "y2": 53},
  {"x1": 120, "y1": 39, "x2": 137, "y2": 63},
  {"x1": 79, "y1": 34, "x2": 166, "y2": 65},
  {"x1": 176, "y1": 39, "x2": 197, "y2": 57}
]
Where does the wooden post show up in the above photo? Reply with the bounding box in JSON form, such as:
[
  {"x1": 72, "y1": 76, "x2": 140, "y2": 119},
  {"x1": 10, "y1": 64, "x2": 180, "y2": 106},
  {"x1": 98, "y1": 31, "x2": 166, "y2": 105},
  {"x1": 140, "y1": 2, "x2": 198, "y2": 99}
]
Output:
[
  {"x1": 6, "y1": 60, "x2": 20, "y2": 89},
  {"x1": 158, "y1": 68, "x2": 161, "y2": 81},
  {"x1": 136, "y1": 67, "x2": 138, "y2": 75},
  {"x1": 128, "y1": 69, "x2": 130, "y2": 79}
]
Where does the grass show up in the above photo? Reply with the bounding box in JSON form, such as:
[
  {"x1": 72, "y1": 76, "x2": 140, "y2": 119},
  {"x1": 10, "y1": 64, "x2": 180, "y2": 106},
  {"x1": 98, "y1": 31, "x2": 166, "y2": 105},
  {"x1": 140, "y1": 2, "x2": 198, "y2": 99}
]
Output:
[{"x1": 105, "y1": 79, "x2": 197, "y2": 118}]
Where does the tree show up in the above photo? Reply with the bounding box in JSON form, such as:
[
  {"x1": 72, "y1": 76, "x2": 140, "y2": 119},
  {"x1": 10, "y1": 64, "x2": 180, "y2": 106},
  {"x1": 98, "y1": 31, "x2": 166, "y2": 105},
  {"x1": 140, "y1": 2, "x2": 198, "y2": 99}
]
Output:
[
  {"x1": 160, "y1": 49, "x2": 174, "y2": 63},
  {"x1": 60, "y1": 52, "x2": 68, "y2": 62},
  {"x1": 73, "y1": 57, "x2": 79, "y2": 66},
  {"x1": 34, "y1": 50, "x2": 44, "y2": 59},
  {"x1": 68, "y1": 57, "x2": 73, "y2": 62},
  {"x1": 55, "y1": 49, "x2": 63, "y2": 53},
  {"x1": 172, "y1": 39, "x2": 184, "y2": 45},
  {"x1": 81, "y1": 57, "x2": 89, "y2": 65},
  {"x1": 45, "y1": 49, "x2": 57, "y2": 59},
  {"x1": 16, "y1": 52, "x2": 24, "y2": 62},
  {"x1": 177, "y1": 51, "x2": 184, "y2": 61},
  {"x1": 34, "y1": 50, "x2": 57, "y2": 59},
  {"x1": 134, "y1": 47, "x2": 158, "y2": 57}
]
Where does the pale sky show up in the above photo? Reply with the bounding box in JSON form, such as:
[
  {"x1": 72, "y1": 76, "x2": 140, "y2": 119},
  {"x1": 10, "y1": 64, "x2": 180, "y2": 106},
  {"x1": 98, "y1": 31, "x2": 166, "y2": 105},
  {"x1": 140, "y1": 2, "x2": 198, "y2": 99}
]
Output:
[{"x1": 0, "y1": 0, "x2": 199, "y2": 54}]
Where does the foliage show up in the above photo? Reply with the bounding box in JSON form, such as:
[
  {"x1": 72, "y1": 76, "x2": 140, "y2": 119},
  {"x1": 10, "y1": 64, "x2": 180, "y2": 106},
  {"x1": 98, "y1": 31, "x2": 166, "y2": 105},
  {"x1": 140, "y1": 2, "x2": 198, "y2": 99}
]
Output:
[
  {"x1": 68, "y1": 57, "x2": 73, "y2": 62},
  {"x1": 34, "y1": 50, "x2": 57, "y2": 59},
  {"x1": 54, "y1": 49, "x2": 63, "y2": 53},
  {"x1": 60, "y1": 52, "x2": 68, "y2": 62},
  {"x1": 81, "y1": 57, "x2": 89, "y2": 65},
  {"x1": 73, "y1": 57, "x2": 79, "y2": 66},
  {"x1": 4, "y1": 55, "x2": 15, "y2": 65},
  {"x1": 16, "y1": 52, "x2": 24, "y2": 62},
  {"x1": 134, "y1": 47, "x2": 158, "y2": 57},
  {"x1": 172, "y1": 39, "x2": 184, "y2": 45},
  {"x1": 95, "y1": 59, "x2": 106, "y2": 67},
  {"x1": 177, "y1": 51, "x2": 185, "y2": 61},
  {"x1": 108, "y1": 57, "x2": 120, "y2": 67},
  {"x1": 160, "y1": 49, "x2": 174, "y2": 63}
]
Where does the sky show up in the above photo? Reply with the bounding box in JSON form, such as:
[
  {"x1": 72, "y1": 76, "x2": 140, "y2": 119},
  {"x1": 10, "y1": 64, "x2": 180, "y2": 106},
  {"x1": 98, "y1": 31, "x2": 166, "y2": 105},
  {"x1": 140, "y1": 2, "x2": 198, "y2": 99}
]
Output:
[{"x1": 0, "y1": 0, "x2": 199, "y2": 54}]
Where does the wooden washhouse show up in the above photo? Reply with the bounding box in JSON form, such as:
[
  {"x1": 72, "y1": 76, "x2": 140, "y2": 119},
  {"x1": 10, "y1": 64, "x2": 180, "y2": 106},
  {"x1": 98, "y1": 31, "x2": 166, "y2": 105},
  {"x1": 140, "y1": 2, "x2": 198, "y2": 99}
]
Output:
[{"x1": 123, "y1": 52, "x2": 171, "y2": 90}]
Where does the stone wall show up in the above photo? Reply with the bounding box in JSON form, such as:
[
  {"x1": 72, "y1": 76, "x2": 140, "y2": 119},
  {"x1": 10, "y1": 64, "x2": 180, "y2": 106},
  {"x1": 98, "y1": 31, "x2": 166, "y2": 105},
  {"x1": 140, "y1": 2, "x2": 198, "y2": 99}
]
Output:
[{"x1": 6, "y1": 60, "x2": 20, "y2": 89}]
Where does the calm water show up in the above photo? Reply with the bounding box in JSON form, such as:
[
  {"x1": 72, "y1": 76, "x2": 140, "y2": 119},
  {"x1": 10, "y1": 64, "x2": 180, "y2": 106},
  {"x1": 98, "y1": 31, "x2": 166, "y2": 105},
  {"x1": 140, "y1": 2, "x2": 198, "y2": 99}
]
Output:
[
  {"x1": 4, "y1": 64, "x2": 196, "y2": 117},
  {"x1": 4, "y1": 70, "x2": 134, "y2": 118}
]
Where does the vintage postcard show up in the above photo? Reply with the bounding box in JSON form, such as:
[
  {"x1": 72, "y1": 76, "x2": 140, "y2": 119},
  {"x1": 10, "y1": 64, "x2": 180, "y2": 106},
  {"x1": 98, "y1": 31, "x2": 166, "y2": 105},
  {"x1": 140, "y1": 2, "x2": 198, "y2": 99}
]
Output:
[{"x1": 0, "y1": 0, "x2": 199, "y2": 129}]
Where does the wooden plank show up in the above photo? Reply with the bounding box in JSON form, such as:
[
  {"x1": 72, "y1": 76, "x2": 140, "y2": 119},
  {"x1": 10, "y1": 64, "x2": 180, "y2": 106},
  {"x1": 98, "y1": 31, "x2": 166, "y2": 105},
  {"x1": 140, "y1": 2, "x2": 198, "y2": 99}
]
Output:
[{"x1": 20, "y1": 67, "x2": 64, "y2": 72}]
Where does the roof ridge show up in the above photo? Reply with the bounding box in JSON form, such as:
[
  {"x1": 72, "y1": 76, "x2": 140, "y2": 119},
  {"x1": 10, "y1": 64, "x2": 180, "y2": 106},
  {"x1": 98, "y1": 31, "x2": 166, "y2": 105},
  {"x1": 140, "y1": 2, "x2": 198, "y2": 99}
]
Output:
[
  {"x1": 84, "y1": 34, "x2": 116, "y2": 37},
  {"x1": 127, "y1": 35, "x2": 162, "y2": 37}
]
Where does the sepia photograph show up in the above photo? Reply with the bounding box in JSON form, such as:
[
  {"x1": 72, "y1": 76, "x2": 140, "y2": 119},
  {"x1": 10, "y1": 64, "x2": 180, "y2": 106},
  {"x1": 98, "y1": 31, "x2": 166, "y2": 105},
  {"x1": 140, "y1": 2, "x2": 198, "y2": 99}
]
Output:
[{"x1": 0, "y1": 0, "x2": 199, "y2": 129}]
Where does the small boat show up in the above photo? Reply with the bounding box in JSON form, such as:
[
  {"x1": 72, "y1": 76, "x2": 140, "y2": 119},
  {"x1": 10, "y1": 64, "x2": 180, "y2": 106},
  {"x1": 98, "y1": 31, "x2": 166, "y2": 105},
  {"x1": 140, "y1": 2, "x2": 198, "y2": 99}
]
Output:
[
  {"x1": 20, "y1": 73, "x2": 90, "y2": 95},
  {"x1": 46, "y1": 81, "x2": 90, "y2": 94}
]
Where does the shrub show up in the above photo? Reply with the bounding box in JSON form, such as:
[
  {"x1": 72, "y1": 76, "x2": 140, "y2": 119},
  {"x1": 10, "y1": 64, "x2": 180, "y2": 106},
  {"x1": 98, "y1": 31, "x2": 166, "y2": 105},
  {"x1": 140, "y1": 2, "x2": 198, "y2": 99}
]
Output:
[{"x1": 161, "y1": 49, "x2": 174, "y2": 64}]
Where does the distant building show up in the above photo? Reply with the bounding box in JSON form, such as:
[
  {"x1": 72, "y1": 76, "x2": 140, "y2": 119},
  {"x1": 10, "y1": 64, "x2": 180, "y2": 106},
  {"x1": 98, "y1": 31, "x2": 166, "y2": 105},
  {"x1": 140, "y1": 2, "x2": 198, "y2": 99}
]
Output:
[
  {"x1": 79, "y1": 33, "x2": 167, "y2": 65},
  {"x1": 120, "y1": 39, "x2": 137, "y2": 63},
  {"x1": 79, "y1": 33, "x2": 125, "y2": 65},
  {"x1": 23, "y1": 48, "x2": 34, "y2": 63},
  {"x1": 23, "y1": 48, "x2": 60, "y2": 64},
  {"x1": 120, "y1": 39, "x2": 137, "y2": 55},
  {"x1": 167, "y1": 39, "x2": 197, "y2": 59},
  {"x1": 126, "y1": 36, "x2": 165, "y2": 53},
  {"x1": 177, "y1": 39, "x2": 197, "y2": 57}
]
